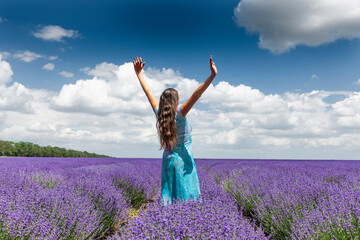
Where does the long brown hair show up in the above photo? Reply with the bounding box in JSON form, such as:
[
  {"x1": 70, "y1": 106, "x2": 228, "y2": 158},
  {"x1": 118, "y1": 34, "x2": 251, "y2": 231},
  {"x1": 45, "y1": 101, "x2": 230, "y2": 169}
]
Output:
[{"x1": 156, "y1": 88, "x2": 179, "y2": 151}]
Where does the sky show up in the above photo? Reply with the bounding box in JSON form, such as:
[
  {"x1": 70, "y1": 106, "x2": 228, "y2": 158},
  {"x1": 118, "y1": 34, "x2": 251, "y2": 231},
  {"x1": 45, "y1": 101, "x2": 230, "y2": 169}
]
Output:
[{"x1": 0, "y1": 0, "x2": 360, "y2": 159}]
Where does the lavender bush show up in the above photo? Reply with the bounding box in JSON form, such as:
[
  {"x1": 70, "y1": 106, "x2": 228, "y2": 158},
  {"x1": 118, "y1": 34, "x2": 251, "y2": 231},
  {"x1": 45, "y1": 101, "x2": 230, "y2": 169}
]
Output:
[
  {"x1": 0, "y1": 157, "x2": 159, "y2": 239},
  {"x1": 114, "y1": 168, "x2": 268, "y2": 240},
  {"x1": 203, "y1": 160, "x2": 360, "y2": 240},
  {"x1": 1, "y1": 157, "x2": 359, "y2": 239}
]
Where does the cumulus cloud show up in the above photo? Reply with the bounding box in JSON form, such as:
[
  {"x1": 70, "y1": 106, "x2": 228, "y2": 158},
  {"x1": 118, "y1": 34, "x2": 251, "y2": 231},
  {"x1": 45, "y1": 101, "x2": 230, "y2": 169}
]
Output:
[
  {"x1": 201, "y1": 81, "x2": 287, "y2": 114},
  {"x1": 0, "y1": 57, "x2": 49, "y2": 114},
  {"x1": 234, "y1": 0, "x2": 360, "y2": 53},
  {"x1": 48, "y1": 56, "x2": 58, "y2": 61},
  {"x1": 52, "y1": 62, "x2": 200, "y2": 116},
  {"x1": 33, "y1": 25, "x2": 79, "y2": 42},
  {"x1": 3, "y1": 51, "x2": 56, "y2": 63},
  {"x1": 0, "y1": 52, "x2": 10, "y2": 59},
  {"x1": 197, "y1": 85, "x2": 360, "y2": 155},
  {"x1": 50, "y1": 61, "x2": 360, "y2": 158},
  {"x1": 332, "y1": 93, "x2": 360, "y2": 117},
  {"x1": 354, "y1": 79, "x2": 360, "y2": 85},
  {"x1": 59, "y1": 71, "x2": 74, "y2": 78},
  {"x1": 82, "y1": 62, "x2": 118, "y2": 80},
  {"x1": 54, "y1": 63, "x2": 150, "y2": 115},
  {"x1": 0, "y1": 83, "x2": 37, "y2": 113},
  {"x1": 0, "y1": 55, "x2": 51, "y2": 114},
  {"x1": 26, "y1": 122, "x2": 55, "y2": 133},
  {"x1": 0, "y1": 54, "x2": 13, "y2": 85},
  {"x1": 14, "y1": 50, "x2": 44, "y2": 62},
  {"x1": 42, "y1": 63, "x2": 55, "y2": 71},
  {"x1": 1, "y1": 58, "x2": 360, "y2": 159},
  {"x1": 79, "y1": 67, "x2": 90, "y2": 73},
  {"x1": 52, "y1": 78, "x2": 124, "y2": 115}
]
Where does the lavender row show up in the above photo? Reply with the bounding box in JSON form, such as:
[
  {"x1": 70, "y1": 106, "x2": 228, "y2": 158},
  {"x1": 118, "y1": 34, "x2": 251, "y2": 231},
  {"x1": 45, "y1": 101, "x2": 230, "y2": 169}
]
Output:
[
  {"x1": 202, "y1": 160, "x2": 360, "y2": 239},
  {"x1": 9, "y1": 157, "x2": 353, "y2": 239},
  {"x1": 0, "y1": 157, "x2": 160, "y2": 239},
  {"x1": 111, "y1": 164, "x2": 268, "y2": 240}
]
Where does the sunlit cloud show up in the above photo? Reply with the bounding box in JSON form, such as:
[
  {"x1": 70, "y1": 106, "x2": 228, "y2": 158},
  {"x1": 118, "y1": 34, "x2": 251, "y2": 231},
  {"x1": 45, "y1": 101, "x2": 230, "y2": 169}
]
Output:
[
  {"x1": 48, "y1": 56, "x2": 58, "y2": 61},
  {"x1": 14, "y1": 50, "x2": 44, "y2": 62},
  {"x1": 1, "y1": 57, "x2": 360, "y2": 158},
  {"x1": 42, "y1": 63, "x2": 55, "y2": 71},
  {"x1": 0, "y1": 54, "x2": 13, "y2": 85},
  {"x1": 33, "y1": 25, "x2": 79, "y2": 42},
  {"x1": 234, "y1": 0, "x2": 360, "y2": 53},
  {"x1": 59, "y1": 71, "x2": 74, "y2": 78}
]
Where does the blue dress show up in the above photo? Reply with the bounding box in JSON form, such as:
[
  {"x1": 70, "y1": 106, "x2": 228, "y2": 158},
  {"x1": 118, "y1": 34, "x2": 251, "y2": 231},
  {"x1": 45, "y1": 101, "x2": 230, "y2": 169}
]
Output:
[{"x1": 154, "y1": 104, "x2": 201, "y2": 205}]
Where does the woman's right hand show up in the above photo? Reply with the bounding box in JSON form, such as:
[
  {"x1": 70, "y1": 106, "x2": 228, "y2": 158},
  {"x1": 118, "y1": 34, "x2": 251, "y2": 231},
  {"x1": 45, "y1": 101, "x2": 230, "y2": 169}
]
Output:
[
  {"x1": 210, "y1": 56, "x2": 217, "y2": 77},
  {"x1": 133, "y1": 56, "x2": 145, "y2": 75}
]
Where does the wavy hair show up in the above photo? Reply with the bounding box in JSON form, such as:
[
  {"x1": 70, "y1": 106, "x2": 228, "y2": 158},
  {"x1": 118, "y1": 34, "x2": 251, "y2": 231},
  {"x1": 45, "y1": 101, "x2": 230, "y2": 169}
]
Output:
[{"x1": 156, "y1": 88, "x2": 179, "y2": 151}]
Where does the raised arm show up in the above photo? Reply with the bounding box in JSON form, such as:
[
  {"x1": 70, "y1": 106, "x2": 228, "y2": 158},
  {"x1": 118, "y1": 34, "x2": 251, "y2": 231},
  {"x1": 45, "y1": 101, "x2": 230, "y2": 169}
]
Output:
[
  {"x1": 181, "y1": 56, "x2": 217, "y2": 117},
  {"x1": 133, "y1": 57, "x2": 159, "y2": 112}
]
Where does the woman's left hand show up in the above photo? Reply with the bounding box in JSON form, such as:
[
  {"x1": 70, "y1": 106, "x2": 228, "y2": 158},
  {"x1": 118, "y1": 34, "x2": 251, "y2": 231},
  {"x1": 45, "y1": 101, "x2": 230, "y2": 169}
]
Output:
[
  {"x1": 133, "y1": 57, "x2": 145, "y2": 75},
  {"x1": 210, "y1": 56, "x2": 217, "y2": 77}
]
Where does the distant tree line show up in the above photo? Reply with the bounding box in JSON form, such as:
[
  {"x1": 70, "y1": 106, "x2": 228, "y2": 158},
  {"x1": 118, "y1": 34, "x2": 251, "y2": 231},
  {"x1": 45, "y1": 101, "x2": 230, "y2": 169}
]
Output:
[{"x1": 0, "y1": 140, "x2": 111, "y2": 158}]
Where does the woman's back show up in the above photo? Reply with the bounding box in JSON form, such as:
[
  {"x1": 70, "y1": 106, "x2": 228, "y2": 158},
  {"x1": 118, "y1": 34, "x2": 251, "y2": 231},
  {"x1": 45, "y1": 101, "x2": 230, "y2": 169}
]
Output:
[
  {"x1": 174, "y1": 105, "x2": 192, "y2": 145},
  {"x1": 155, "y1": 105, "x2": 192, "y2": 147}
]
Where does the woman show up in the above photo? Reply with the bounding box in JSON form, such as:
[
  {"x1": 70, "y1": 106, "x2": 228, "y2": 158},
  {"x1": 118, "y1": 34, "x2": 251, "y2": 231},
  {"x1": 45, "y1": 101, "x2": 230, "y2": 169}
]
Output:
[{"x1": 133, "y1": 56, "x2": 217, "y2": 205}]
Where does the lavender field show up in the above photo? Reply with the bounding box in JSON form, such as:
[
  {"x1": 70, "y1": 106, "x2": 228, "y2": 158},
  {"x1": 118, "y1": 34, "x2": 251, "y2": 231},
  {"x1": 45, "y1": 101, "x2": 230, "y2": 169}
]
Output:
[{"x1": 0, "y1": 158, "x2": 359, "y2": 239}]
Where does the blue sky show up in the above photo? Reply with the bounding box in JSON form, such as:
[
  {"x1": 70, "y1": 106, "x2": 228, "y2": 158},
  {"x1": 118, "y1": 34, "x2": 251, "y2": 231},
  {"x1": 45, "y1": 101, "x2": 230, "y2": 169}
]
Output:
[
  {"x1": 2, "y1": 0, "x2": 360, "y2": 93},
  {"x1": 1, "y1": 0, "x2": 360, "y2": 159}
]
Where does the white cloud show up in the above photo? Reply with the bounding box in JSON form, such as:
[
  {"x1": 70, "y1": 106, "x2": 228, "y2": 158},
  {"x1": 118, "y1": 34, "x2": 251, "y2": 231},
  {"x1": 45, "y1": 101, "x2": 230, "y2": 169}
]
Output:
[
  {"x1": 234, "y1": 0, "x2": 360, "y2": 53},
  {"x1": 311, "y1": 74, "x2": 319, "y2": 80},
  {"x1": 332, "y1": 93, "x2": 360, "y2": 117},
  {"x1": 59, "y1": 71, "x2": 74, "y2": 78},
  {"x1": 26, "y1": 122, "x2": 55, "y2": 133},
  {"x1": 14, "y1": 50, "x2": 44, "y2": 62},
  {"x1": 3, "y1": 51, "x2": 56, "y2": 63},
  {"x1": 0, "y1": 52, "x2": 10, "y2": 59},
  {"x1": 52, "y1": 62, "x2": 200, "y2": 116},
  {"x1": 79, "y1": 67, "x2": 90, "y2": 73},
  {"x1": 0, "y1": 54, "x2": 13, "y2": 85},
  {"x1": 52, "y1": 78, "x2": 121, "y2": 115},
  {"x1": 50, "y1": 62, "x2": 360, "y2": 158},
  {"x1": 1, "y1": 58, "x2": 360, "y2": 159},
  {"x1": 201, "y1": 81, "x2": 287, "y2": 114},
  {"x1": 354, "y1": 79, "x2": 360, "y2": 85},
  {"x1": 33, "y1": 25, "x2": 79, "y2": 42},
  {"x1": 0, "y1": 56, "x2": 33, "y2": 114},
  {"x1": 83, "y1": 62, "x2": 118, "y2": 80},
  {"x1": 196, "y1": 85, "x2": 360, "y2": 154},
  {"x1": 53, "y1": 63, "x2": 151, "y2": 115},
  {"x1": 0, "y1": 17, "x2": 5, "y2": 23},
  {"x1": 48, "y1": 56, "x2": 58, "y2": 61},
  {"x1": 0, "y1": 83, "x2": 38, "y2": 113},
  {"x1": 260, "y1": 137, "x2": 291, "y2": 147},
  {"x1": 42, "y1": 63, "x2": 55, "y2": 71}
]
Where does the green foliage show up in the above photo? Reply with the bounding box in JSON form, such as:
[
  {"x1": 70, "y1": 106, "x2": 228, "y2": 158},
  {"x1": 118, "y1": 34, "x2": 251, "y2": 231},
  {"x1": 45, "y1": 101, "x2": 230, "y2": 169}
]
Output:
[
  {"x1": 223, "y1": 178, "x2": 295, "y2": 239},
  {"x1": 316, "y1": 218, "x2": 360, "y2": 240},
  {"x1": 115, "y1": 179, "x2": 147, "y2": 209},
  {"x1": 0, "y1": 140, "x2": 110, "y2": 158},
  {"x1": 32, "y1": 176, "x2": 58, "y2": 189}
]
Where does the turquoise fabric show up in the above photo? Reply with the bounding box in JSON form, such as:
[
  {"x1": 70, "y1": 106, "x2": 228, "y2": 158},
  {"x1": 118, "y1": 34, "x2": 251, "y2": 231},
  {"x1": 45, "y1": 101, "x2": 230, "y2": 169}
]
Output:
[{"x1": 154, "y1": 104, "x2": 201, "y2": 206}]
